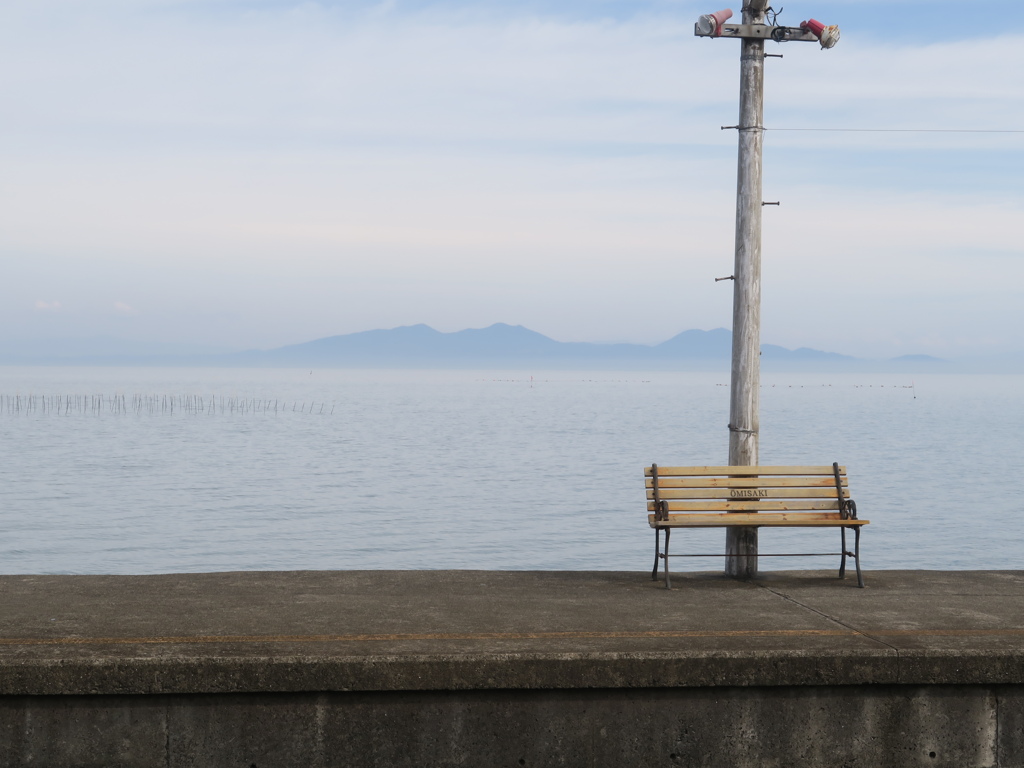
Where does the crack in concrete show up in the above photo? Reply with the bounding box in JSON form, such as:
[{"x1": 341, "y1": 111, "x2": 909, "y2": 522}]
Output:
[{"x1": 753, "y1": 582, "x2": 901, "y2": 653}]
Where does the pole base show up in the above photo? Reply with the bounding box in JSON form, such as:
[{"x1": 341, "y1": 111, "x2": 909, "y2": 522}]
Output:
[{"x1": 725, "y1": 526, "x2": 759, "y2": 578}]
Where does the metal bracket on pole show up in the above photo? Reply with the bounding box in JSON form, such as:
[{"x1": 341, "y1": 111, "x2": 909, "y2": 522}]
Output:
[
  {"x1": 728, "y1": 423, "x2": 758, "y2": 435},
  {"x1": 695, "y1": 23, "x2": 819, "y2": 42}
]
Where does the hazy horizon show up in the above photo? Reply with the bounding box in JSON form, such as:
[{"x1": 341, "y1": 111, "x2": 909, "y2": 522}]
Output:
[{"x1": 5, "y1": 322, "x2": 1022, "y2": 371}]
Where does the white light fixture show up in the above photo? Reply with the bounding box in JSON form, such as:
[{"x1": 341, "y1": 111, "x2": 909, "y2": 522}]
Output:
[{"x1": 696, "y1": 9, "x2": 734, "y2": 37}]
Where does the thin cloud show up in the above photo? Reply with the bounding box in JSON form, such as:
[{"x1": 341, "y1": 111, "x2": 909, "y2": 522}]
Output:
[{"x1": 0, "y1": 1, "x2": 1020, "y2": 358}]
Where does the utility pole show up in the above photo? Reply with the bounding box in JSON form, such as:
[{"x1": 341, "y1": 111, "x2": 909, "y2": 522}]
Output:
[
  {"x1": 725, "y1": 0, "x2": 766, "y2": 578},
  {"x1": 695, "y1": 4, "x2": 840, "y2": 579}
]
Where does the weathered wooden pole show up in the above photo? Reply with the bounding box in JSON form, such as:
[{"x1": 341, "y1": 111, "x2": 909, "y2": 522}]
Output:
[
  {"x1": 725, "y1": 0, "x2": 767, "y2": 579},
  {"x1": 694, "y1": 3, "x2": 840, "y2": 578}
]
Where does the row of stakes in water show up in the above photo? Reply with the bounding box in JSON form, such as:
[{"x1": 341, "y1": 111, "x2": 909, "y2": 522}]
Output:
[{"x1": 1, "y1": 394, "x2": 335, "y2": 416}]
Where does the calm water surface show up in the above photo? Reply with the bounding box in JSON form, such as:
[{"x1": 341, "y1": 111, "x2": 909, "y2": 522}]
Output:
[{"x1": 0, "y1": 367, "x2": 1019, "y2": 574}]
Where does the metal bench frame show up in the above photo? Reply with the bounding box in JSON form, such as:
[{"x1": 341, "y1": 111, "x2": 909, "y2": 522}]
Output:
[{"x1": 647, "y1": 462, "x2": 867, "y2": 589}]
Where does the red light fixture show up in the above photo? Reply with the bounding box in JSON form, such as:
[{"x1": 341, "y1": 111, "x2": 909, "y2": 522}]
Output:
[{"x1": 800, "y1": 18, "x2": 840, "y2": 49}]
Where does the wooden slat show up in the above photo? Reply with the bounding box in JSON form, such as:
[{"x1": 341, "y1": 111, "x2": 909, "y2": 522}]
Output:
[
  {"x1": 648, "y1": 513, "x2": 869, "y2": 528},
  {"x1": 645, "y1": 465, "x2": 843, "y2": 477},
  {"x1": 646, "y1": 477, "x2": 846, "y2": 489},
  {"x1": 652, "y1": 511, "x2": 841, "y2": 523},
  {"x1": 648, "y1": 488, "x2": 848, "y2": 501},
  {"x1": 648, "y1": 500, "x2": 841, "y2": 513}
]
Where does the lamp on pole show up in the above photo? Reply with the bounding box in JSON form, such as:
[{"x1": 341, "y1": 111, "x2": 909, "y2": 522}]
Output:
[{"x1": 695, "y1": 3, "x2": 840, "y2": 578}]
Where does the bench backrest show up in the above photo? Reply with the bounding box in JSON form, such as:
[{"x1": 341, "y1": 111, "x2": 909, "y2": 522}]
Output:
[{"x1": 645, "y1": 464, "x2": 851, "y2": 522}]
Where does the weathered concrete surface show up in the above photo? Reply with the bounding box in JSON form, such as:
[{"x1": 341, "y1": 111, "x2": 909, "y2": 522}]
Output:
[
  {"x1": 2, "y1": 570, "x2": 1024, "y2": 693},
  {"x1": 1, "y1": 685, "x2": 1019, "y2": 768},
  {"x1": 1, "y1": 570, "x2": 1023, "y2": 766}
]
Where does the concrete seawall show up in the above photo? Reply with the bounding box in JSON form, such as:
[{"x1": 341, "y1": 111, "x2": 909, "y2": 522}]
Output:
[{"x1": 1, "y1": 570, "x2": 1022, "y2": 766}]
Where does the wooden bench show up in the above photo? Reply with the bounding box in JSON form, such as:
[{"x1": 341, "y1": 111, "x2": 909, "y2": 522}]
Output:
[{"x1": 645, "y1": 463, "x2": 869, "y2": 588}]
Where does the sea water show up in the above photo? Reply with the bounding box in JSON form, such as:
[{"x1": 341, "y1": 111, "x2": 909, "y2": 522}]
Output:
[{"x1": 0, "y1": 367, "x2": 1019, "y2": 574}]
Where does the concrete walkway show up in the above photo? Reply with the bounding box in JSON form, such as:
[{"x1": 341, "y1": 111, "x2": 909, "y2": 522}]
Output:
[{"x1": 2, "y1": 569, "x2": 1023, "y2": 694}]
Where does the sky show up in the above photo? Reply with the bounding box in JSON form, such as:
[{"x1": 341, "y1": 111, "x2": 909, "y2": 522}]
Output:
[{"x1": 0, "y1": 0, "x2": 1021, "y2": 361}]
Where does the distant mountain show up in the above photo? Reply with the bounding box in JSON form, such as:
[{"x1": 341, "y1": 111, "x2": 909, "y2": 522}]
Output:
[
  {"x1": 226, "y1": 323, "x2": 861, "y2": 369},
  {"x1": 224, "y1": 323, "x2": 713, "y2": 368},
  {"x1": 0, "y1": 324, "x2": 972, "y2": 371},
  {"x1": 761, "y1": 343, "x2": 858, "y2": 363},
  {"x1": 230, "y1": 323, "x2": 556, "y2": 367},
  {"x1": 655, "y1": 328, "x2": 732, "y2": 357}
]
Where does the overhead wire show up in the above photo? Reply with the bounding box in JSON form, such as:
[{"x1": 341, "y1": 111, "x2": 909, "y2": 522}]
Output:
[{"x1": 766, "y1": 128, "x2": 1024, "y2": 134}]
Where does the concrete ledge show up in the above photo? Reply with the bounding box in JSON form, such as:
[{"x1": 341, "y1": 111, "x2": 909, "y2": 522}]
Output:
[
  {"x1": 2, "y1": 570, "x2": 1024, "y2": 695},
  {"x1": 4, "y1": 648, "x2": 1024, "y2": 697},
  {"x1": 2, "y1": 685, "x2": 1022, "y2": 767},
  {"x1": 2, "y1": 570, "x2": 1023, "y2": 765},
  {"x1": 0, "y1": 650, "x2": 905, "y2": 695}
]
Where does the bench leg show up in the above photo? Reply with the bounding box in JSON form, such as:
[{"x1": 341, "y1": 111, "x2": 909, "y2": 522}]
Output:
[
  {"x1": 854, "y1": 526, "x2": 864, "y2": 588},
  {"x1": 663, "y1": 528, "x2": 672, "y2": 590},
  {"x1": 652, "y1": 528, "x2": 661, "y2": 581},
  {"x1": 839, "y1": 526, "x2": 848, "y2": 579}
]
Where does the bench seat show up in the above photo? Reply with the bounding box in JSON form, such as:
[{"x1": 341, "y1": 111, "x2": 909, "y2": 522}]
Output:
[
  {"x1": 645, "y1": 463, "x2": 868, "y2": 588},
  {"x1": 648, "y1": 512, "x2": 868, "y2": 527}
]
